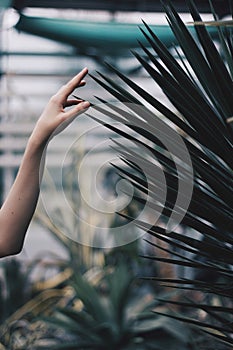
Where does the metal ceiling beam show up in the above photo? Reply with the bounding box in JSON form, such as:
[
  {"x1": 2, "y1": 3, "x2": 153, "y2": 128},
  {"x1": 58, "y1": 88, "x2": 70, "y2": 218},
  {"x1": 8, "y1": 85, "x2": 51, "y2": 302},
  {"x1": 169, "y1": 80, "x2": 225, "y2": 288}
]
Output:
[{"x1": 12, "y1": 0, "x2": 230, "y2": 18}]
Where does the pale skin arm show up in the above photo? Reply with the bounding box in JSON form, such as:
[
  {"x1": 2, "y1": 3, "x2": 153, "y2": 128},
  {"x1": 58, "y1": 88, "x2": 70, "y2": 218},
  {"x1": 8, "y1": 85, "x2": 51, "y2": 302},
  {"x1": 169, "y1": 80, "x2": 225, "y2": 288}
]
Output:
[{"x1": 0, "y1": 68, "x2": 90, "y2": 258}]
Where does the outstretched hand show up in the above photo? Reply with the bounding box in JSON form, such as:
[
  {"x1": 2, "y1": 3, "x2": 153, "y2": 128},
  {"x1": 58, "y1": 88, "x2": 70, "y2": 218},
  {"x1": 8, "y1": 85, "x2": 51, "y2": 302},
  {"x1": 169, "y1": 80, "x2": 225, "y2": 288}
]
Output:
[
  {"x1": 0, "y1": 68, "x2": 90, "y2": 258},
  {"x1": 32, "y1": 67, "x2": 90, "y2": 145}
]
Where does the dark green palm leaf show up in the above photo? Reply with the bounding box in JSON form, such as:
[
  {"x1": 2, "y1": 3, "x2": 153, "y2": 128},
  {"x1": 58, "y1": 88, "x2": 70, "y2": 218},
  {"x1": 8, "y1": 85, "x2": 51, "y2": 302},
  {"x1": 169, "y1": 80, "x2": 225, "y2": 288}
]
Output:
[{"x1": 87, "y1": 0, "x2": 233, "y2": 343}]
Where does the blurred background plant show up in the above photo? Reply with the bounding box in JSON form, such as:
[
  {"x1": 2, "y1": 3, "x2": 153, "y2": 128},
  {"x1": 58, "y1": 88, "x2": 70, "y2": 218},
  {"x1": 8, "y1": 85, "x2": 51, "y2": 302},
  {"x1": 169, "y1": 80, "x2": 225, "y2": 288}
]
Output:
[
  {"x1": 36, "y1": 264, "x2": 194, "y2": 350},
  {"x1": 0, "y1": 259, "x2": 31, "y2": 324},
  {"x1": 0, "y1": 151, "x2": 161, "y2": 349},
  {"x1": 0, "y1": 255, "x2": 73, "y2": 349}
]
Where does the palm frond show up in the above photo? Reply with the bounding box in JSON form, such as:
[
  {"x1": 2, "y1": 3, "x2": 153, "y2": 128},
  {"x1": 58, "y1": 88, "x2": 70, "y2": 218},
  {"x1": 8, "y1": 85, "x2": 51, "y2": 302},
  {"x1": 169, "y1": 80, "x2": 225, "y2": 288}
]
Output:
[{"x1": 88, "y1": 0, "x2": 233, "y2": 342}]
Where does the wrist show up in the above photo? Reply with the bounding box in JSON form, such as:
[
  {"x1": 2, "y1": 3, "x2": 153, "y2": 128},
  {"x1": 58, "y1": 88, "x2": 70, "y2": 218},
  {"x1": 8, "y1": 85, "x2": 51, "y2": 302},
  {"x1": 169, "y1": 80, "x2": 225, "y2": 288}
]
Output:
[
  {"x1": 27, "y1": 129, "x2": 49, "y2": 155},
  {"x1": 28, "y1": 120, "x2": 52, "y2": 150}
]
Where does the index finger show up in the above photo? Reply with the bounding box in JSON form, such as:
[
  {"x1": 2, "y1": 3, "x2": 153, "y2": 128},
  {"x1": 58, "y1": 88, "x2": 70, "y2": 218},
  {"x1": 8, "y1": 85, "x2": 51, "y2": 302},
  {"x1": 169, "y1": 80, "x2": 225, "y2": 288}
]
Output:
[{"x1": 58, "y1": 67, "x2": 88, "y2": 99}]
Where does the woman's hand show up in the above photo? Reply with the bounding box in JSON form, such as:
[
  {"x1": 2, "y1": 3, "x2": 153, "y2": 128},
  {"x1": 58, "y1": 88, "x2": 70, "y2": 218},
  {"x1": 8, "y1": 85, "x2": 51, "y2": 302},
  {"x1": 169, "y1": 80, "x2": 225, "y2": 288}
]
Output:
[
  {"x1": 0, "y1": 68, "x2": 90, "y2": 257},
  {"x1": 31, "y1": 67, "x2": 90, "y2": 146}
]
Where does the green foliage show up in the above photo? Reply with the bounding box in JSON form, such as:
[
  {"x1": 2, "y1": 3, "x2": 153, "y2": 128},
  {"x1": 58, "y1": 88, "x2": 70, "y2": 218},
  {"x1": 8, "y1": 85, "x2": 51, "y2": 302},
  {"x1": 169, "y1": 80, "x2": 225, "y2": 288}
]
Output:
[
  {"x1": 0, "y1": 259, "x2": 31, "y2": 323},
  {"x1": 39, "y1": 264, "x2": 192, "y2": 349},
  {"x1": 87, "y1": 0, "x2": 233, "y2": 345}
]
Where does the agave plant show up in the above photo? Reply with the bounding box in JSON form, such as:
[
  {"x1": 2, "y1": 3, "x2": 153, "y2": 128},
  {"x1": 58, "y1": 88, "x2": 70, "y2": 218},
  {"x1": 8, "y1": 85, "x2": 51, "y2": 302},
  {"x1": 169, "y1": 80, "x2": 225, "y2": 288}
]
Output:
[
  {"x1": 38, "y1": 263, "x2": 193, "y2": 350},
  {"x1": 85, "y1": 0, "x2": 233, "y2": 346}
]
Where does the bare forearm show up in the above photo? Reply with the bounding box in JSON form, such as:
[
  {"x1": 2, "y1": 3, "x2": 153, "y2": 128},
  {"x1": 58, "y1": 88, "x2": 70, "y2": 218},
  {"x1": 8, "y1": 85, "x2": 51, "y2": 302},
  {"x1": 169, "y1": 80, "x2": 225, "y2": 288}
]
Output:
[{"x1": 0, "y1": 138, "x2": 46, "y2": 256}]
